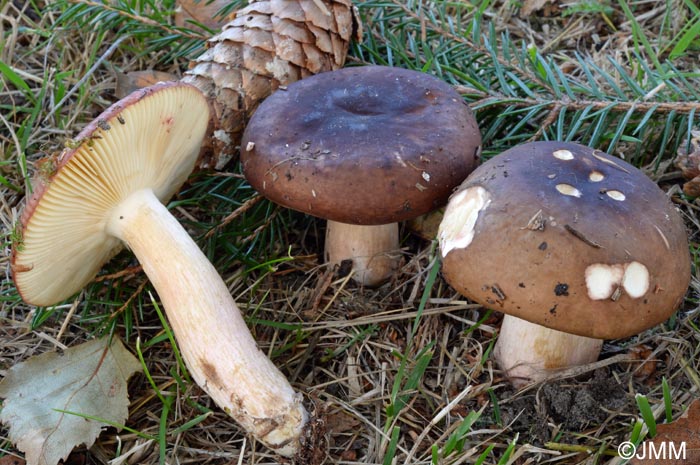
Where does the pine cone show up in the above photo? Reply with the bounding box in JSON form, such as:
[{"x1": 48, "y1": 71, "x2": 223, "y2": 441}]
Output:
[{"x1": 182, "y1": 0, "x2": 359, "y2": 170}]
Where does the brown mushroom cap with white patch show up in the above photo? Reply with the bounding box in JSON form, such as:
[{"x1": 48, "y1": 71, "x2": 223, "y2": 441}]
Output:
[
  {"x1": 439, "y1": 141, "x2": 691, "y2": 340},
  {"x1": 240, "y1": 65, "x2": 482, "y2": 225},
  {"x1": 12, "y1": 82, "x2": 209, "y2": 306}
]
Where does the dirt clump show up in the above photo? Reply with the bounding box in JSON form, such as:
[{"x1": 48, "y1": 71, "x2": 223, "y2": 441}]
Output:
[
  {"x1": 542, "y1": 369, "x2": 629, "y2": 430},
  {"x1": 494, "y1": 369, "x2": 630, "y2": 445}
]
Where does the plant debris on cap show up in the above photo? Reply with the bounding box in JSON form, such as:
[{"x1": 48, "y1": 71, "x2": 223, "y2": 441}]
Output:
[
  {"x1": 438, "y1": 141, "x2": 691, "y2": 340},
  {"x1": 240, "y1": 65, "x2": 482, "y2": 225},
  {"x1": 12, "y1": 82, "x2": 209, "y2": 306}
]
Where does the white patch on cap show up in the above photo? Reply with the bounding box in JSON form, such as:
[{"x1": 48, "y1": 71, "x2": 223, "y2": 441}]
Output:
[
  {"x1": 556, "y1": 183, "x2": 582, "y2": 197},
  {"x1": 552, "y1": 149, "x2": 574, "y2": 160},
  {"x1": 589, "y1": 171, "x2": 604, "y2": 182},
  {"x1": 586, "y1": 261, "x2": 650, "y2": 300},
  {"x1": 585, "y1": 264, "x2": 624, "y2": 300},
  {"x1": 606, "y1": 190, "x2": 625, "y2": 201},
  {"x1": 622, "y1": 261, "x2": 650, "y2": 298},
  {"x1": 438, "y1": 186, "x2": 491, "y2": 258}
]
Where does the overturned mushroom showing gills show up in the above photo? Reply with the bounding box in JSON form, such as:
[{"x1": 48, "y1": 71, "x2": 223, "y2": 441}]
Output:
[
  {"x1": 241, "y1": 65, "x2": 482, "y2": 286},
  {"x1": 438, "y1": 141, "x2": 691, "y2": 386},
  {"x1": 11, "y1": 82, "x2": 308, "y2": 457}
]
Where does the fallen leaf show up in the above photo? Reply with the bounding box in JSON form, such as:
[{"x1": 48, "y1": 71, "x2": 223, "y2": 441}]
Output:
[
  {"x1": 114, "y1": 71, "x2": 178, "y2": 99},
  {"x1": 520, "y1": 0, "x2": 555, "y2": 17},
  {"x1": 682, "y1": 177, "x2": 700, "y2": 197},
  {"x1": 174, "y1": 0, "x2": 236, "y2": 32},
  {"x1": 674, "y1": 129, "x2": 700, "y2": 180},
  {"x1": 625, "y1": 345, "x2": 657, "y2": 382},
  {"x1": 629, "y1": 399, "x2": 700, "y2": 464},
  {"x1": 0, "y1": 338, "x2": 142, "y2": 465},
  {"x1": 406, "y1": 208, "x2": 444, "y2": 240},
  {"x1": 674, "y1": 129, "x2": 700, "y2": 197},
  {"x1": 0, "y1": 456, "x2": 26, "y2": 465},
  {"x1": 325, "y1": 410, "x2": 361, "y2": 434}
]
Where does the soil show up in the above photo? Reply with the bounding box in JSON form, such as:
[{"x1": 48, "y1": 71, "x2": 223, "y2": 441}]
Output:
[{"x1": 494, "y1": 369, "x2": 630, "y2": 445}]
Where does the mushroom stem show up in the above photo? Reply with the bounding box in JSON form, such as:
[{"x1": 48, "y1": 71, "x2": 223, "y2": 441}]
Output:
[
  {"x1": 493, "y1": 315, "x2": 603, "y2": 387},
  {"x1": 106, "y1": 188, "x2": 307, "y2": 456},
  {"x1": 324, "y1": 220, "x2": 400, "y2": 287}
]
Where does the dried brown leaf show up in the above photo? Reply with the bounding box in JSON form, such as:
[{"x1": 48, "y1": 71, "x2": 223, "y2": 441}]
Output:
[
  {"x1": 520, "y1": 0, "x2": 555, "y2": 17},
  {"x1": 0, "y1": 457, "x2": 26, "y2": 465},
  {"x1": 682, "y1": 177, "x2": 700, "y2": 197},
  {"x1": 115, "y1": 70, "x2": 178, "y2": 99},
  {"x1": 174, "y1": 0, "x2": 236, "y2": 32},
  {"x1": 407, "y1": 209, "x2": 444, "y2": 240}
]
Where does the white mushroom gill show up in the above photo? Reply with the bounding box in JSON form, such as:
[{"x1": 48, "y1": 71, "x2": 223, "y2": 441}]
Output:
[{"x1": 438, "y1": 186, "x2": 491, "y2": 257}]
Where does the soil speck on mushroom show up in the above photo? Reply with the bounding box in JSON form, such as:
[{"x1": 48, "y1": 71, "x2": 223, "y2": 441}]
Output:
[{"x1": 554, "y1": 283, "x2": 569, "y2": 296}]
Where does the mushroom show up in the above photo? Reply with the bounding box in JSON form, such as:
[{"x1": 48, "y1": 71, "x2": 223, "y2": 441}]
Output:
[
  {"x1": 11, "y1": 82, "x2": 308, "y2": 457},
  {"x1": 240, "y1": 65, "x2": 482, "y2": 286},
  {"x1": 437, "y1": 141, "x2": 691, "y2": 386}
]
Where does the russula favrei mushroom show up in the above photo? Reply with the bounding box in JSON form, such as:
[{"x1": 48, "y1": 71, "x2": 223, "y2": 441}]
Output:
[
  {"x1": 11, "y1": 82, "x2": 308, "y2": 457},
  {"x1": 241, "y1": 65, "x2": 482, "y2": 286},
  {"x1": 438, "y1": 141, "x2": 691, "y2": 386}
]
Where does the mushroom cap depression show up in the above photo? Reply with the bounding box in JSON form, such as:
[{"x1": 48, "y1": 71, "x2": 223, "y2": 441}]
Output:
[
  {"x1": 438, "y1": 141, "x2": 691, "y2": 340},
  {"x1": 240, "y1": 65, "x2": 482, "y2": 225},
  {"x1": 12, "y1": 82, "x2": 210, "y2": 306}
]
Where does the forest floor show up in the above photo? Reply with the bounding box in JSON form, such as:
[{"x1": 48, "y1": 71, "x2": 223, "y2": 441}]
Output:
[{"x1": 1, "y1": 1, "x2": 700, "y2": 464}]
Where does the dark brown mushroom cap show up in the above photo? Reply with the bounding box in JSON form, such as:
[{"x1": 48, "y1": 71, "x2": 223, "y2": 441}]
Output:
[
  {"x1": 240, "y1": 65, "x2": 481, "y2": 225},
  {"x1": 438, "y1": 141, "x2": 691, "y2": 339}
]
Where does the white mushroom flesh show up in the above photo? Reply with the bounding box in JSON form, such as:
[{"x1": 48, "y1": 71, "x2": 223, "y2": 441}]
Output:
[
  {"x1": 589, "y1": 171, "x2": 604, "y2": 182},
  {"x1": 585, "y1": 264, "x2": 625, "y2": 300},
  {"x1": 552, "y1": 149, "x2": 574, "y2": 160},
  {"x1": 438, "y1": 186, "x2": 491, "y2": 257},
  {"x1": 621, "y1": 261, "x2": 650, "y2": 298},
  {"x1": 555, "y1": 183, "x2": 582, "y2": 197},
  {"x1": 585, "y1": 261, "x2": 649, "y2": 300}
]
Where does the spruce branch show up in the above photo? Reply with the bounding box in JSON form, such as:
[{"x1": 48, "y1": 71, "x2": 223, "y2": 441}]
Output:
[
  {"x1": 357, "y1": 1, "x2": 700, "y2": 165},
  {"x1": 51, "y1": 0, "x2": 216, "y2": 63},
  {"x1": 386, "y1": 0, "x2": 549, "y2": 88},
  {"x1": 461, "y1": 86, "x2": 700, "y2": 115},
  {"x1": 65, "y1": 0, "x2": 207, "y2": 40}
]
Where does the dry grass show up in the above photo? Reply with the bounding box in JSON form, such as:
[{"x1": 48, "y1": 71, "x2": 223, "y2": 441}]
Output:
[{"x1": 2, "y1": 1, "x2": 700, "y2": 464}]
